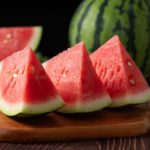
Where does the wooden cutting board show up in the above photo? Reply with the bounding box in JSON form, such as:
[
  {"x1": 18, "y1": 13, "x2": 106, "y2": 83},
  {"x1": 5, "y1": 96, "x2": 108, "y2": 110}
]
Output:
[{"x1": 0, "y1": 103, "x2": 150, "y2": 142}]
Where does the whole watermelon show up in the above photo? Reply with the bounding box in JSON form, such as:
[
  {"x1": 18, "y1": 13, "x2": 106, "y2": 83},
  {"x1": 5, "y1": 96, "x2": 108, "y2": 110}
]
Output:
[{"x1": 69, "y1": 0, "x2": 150, "y2": 79}]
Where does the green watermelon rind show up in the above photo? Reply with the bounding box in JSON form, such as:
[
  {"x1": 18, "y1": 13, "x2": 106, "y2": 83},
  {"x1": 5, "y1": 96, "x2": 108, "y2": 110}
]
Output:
[
  {"x1": 110, "y1": 89, "x2": 150, "y2": 107},
  {"x1": 27, "y1": 26, "x2": 43, "y2": 51},
  {"x1": 0, "y1": 96, "x2": 64, "y2": 116},
  {"x1": 58, "y1": 95, "x2": 111, "y2": 113}
]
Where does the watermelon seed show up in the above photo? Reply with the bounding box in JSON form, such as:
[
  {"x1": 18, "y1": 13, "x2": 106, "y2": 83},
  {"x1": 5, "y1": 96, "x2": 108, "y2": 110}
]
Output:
[
  {"x1": 3, "y1": 33, "x2": 13, "y2": 44},
  {"x1": 6, "y1": 33, "x2": 13, "y2": 39},
  {"x1": 61, "y1": 68, "x2": 69, "y2": 78},
  {"x1": 63, "y1": 70, "x2": 69, "y2": 77},
  {"x1": 127, "y1": 61, "x2": 132, "y2": 67},
  {"x1": 129, "y1": 78, "x2": 136, "y2": 86},
  {"x1": 19, "y1": 66, "x2": 25, "y2": 74},
  {"x1": 13, "y1": 74, "x2": 18, "y2": 78},
  {"x1": 19, "y1": 70, "x2": 23, "y2": 74}
]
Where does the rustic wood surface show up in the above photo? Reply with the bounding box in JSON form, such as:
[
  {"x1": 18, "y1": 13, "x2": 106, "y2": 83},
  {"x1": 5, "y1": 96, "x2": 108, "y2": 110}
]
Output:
[{"x1": 0, "y1": 133, "x2": 150, "y2": 150}]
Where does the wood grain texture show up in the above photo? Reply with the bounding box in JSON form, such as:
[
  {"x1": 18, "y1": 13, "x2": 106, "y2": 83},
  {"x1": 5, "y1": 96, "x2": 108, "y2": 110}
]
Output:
[
  {"x1": 0, "y1": 104, "x2": 150, "y2": 142},
  {"x1": 0, "y1": 134, "x2": 150, "y2": 150}
]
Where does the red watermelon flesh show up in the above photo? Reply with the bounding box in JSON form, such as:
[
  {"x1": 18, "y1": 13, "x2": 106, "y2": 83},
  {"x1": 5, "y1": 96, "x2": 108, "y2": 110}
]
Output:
[
  {"x1": 0, "y1": 26, "x2": 42, "y2": 60},
  {"x1": 90, "y1": 35, "x2": 150, "y2": 107},
  {"x1": 0, "y1": 47, "x2": 63, "y2": 116},
  {"x1": 43, "y1": 42, "x2": 111, "y2": 113}
]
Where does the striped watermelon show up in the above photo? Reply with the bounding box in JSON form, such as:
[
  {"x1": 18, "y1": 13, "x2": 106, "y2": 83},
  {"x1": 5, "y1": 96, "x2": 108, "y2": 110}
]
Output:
[{"x1": 69, "y1": 0, "x2": 150, "y2": 79}]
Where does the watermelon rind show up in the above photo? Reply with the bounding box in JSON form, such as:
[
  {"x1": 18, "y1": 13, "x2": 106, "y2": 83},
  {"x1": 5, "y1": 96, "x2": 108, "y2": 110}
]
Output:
[
  {"x1": 110, "y1": 89, "x2": 150, "y2": 107},
  {"x1": 58, "y1": 95, "x2": 111, "y2": 113},
  {"x1": 0, "y1": 95, "x2": 64, "y2": 116},
  {"x1": 27, "y1": 26, "x2": 43, "y2": 51}
]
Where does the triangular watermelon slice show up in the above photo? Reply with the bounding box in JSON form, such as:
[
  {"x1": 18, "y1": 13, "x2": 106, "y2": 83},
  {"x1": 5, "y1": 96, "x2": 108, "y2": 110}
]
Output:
[
  {"x1": 0, "y1": 47, "x2": 63, "y2": 116},
  {"x1": 0, "y1": 26, "x2": 42, "y2": 61},
  {"x1": 43, "y1": 42, "x2": 111, "y2": 113},
  {"x1": 90, "y1": 35, "x2": 150, "y2": 107}
]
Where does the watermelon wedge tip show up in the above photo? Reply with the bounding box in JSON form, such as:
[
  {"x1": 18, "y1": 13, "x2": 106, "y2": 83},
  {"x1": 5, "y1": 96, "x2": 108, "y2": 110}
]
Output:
[
  {"x1": 90, "y1": 35, "x2": 150, "y2": 107},
  {"x1": 0, "y1": 47, "x2": 64, "y2": 116},
  {"x1": 43, "y1": 42, "x2": 112, "y2": 113}
]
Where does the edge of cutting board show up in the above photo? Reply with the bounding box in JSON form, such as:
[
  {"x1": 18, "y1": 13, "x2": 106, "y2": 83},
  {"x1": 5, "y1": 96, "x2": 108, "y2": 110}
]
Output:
[{"x1": 0, "y1": 104, "x2": 150, "y2": 142}]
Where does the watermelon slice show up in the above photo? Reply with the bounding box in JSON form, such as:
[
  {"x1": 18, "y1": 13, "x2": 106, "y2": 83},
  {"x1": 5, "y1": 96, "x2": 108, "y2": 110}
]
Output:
[
  {"x1": 43, "y1": 42, "x2": 111, "y2": 113},
  {"x1": 0, "y1": 26, "x2": 42, "y2": 61},
  {"x1": 0, "y1": 47, "x2": 63, "y2": 116},
  {"x1": 90, "y1": 35, "x2": 150, "y2": 107}
]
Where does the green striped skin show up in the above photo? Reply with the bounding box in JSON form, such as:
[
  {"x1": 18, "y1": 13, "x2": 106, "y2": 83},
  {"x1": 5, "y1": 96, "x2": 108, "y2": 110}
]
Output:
[{"x1": 69, "y1": 0, "x2": 150, "y2": 78}]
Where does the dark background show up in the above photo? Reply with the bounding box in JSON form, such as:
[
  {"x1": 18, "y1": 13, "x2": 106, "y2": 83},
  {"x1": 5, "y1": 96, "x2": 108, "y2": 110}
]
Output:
[{"x1": 0, "y1": 0, "x2": 82, "y2": 58}]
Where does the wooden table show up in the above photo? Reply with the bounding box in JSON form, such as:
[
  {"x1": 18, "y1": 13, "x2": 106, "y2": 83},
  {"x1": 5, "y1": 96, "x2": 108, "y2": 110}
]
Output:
[{"x1": 0, "y1": 133, "x2": 149, "y2": 150}]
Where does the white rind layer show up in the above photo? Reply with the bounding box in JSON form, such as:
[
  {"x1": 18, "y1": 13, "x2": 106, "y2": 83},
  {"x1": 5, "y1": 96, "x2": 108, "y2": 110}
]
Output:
[
  {"x1": 58, "y1": 95, "x2": 112, "y2": 113},
  {"x1": 110, "y1": 89, "x2": 150, "y2": 107},
  {"x1": 0, "y1": 96, "x2": 64, "y2": 116},
  {"x1": 27, "y1": 26, "x2": 43, "y2": 51}
]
